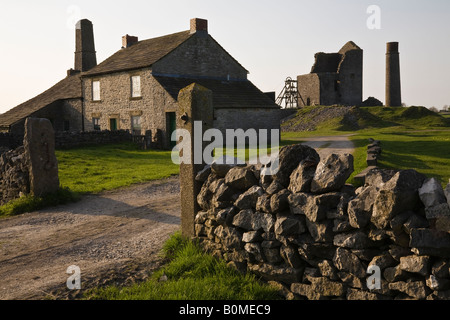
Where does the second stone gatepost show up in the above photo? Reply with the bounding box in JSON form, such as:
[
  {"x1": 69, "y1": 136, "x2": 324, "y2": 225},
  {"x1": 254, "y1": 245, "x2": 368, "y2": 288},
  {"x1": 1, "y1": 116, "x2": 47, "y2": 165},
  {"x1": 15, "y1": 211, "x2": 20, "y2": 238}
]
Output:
[{"x1": 177, "y1": 83, "x2": 214, "y2": 238}]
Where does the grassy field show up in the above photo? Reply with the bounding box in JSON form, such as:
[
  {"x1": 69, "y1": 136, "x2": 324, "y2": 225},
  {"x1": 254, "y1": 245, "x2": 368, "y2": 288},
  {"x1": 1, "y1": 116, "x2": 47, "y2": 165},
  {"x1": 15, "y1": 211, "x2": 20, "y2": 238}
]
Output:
[
  {"x1": 56, "y1": 143, "x2": 180, "y2": 194},
  {"x1": 350, "y1": 129, "x2": 450, "y2": 187},
  {"x1": 84, "y1": 232, "x2": 280, "y2": 300},
  {"x1": 282, "y1": 106, "x2": 450, "y2": 187}
]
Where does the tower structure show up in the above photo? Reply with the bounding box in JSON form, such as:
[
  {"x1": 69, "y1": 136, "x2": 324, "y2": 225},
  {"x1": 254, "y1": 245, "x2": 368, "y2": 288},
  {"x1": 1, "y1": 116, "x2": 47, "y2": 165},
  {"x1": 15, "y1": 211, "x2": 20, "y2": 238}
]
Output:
[
  {"x1": 74, "y1": 19, "x2": 97, "y2": 72},
  {"x1": 385, "y1": 42, "x2": 402, "y2": 107}
]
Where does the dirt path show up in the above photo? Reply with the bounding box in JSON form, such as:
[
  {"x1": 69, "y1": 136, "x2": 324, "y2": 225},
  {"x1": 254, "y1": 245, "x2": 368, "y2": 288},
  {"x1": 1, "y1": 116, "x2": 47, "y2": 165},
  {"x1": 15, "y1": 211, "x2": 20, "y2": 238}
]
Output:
[
  {"x1": 301, "y1": 134, "x2": 355, "y2": 158},
  {"x1": 0, "y1": 136, "x2": 354, "y2": 300},
  {"x1": 0, "y1": 176, "x2": 180, "y2": 300}
]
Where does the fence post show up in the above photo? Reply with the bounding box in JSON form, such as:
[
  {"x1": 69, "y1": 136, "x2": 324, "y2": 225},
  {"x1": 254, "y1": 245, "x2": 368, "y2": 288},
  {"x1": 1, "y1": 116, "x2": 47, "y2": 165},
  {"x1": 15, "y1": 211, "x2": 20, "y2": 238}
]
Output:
[{"x1": 177, "y1": 83, "x2": 214, "y2": 238}]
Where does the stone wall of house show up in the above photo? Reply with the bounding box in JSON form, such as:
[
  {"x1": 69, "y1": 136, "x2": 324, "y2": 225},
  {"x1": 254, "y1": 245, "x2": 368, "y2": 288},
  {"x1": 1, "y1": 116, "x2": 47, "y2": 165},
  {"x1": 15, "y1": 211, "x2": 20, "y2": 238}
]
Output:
[
  {"x1": 194, "y1": 144, "x2": 450, "y2": 300},
  {"x1": 83, "y1": 68, "x2": 178, "y2": 149},
  {"x1": 152, "y1": 34, "x2": 248, "y2": 81},
  {"x1": 10, "y1": 99, "x2": 84, "y2": 137},
  {"x1": 213, "y1": 108, "x2": 281, "y2": 143}
]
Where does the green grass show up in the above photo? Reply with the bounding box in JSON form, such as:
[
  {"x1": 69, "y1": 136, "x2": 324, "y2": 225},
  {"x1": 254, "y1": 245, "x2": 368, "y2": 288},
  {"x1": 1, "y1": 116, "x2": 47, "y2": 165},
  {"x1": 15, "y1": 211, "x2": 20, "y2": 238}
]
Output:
[
  {"x1": 282, "y1": 128, "x2": 450, "y2": 187},
  {"x1": 350, "y1": 129, "x2": 450, "y2": 187},
  {"x1": 0, "y1": 187, "x2": 80, "y2": 218},
  {"x1": 56, "y1": 143, "x2": 180, "y2": 194},
  {"x1": 281, "y1": 106, "x2": 450, "y2": 187},
  {"x1": 84, "y1": 232, "x2": 280, "y2": 300}
]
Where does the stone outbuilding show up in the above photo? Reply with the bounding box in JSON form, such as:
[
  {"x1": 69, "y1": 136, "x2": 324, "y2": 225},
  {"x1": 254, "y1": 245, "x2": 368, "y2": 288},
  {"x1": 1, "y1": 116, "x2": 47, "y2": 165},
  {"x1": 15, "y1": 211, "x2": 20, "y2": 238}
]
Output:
[
  {"x1": 0, "y1": 18, "x2": 280, "y2": 149},
  {"x1": 297, "y1": 41, "x2": 363, "y2": 107}
]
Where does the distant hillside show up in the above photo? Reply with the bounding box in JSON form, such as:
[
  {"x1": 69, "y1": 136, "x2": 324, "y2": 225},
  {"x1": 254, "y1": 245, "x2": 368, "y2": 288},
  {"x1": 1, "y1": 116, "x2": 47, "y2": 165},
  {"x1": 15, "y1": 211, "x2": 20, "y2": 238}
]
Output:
[{"x1": 281, "y1": 106, "x2": 450, "y2": 132}]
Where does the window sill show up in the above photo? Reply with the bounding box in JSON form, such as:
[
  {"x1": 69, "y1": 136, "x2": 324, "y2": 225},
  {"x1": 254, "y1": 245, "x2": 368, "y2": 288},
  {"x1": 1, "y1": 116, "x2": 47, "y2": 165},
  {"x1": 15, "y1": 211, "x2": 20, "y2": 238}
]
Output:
[
  {"x1": 130, "y1": 96, "x2": 143, "y2": 101},
  {"x1": 91, "y1": 100, "x2": 103, "y2": 103}
]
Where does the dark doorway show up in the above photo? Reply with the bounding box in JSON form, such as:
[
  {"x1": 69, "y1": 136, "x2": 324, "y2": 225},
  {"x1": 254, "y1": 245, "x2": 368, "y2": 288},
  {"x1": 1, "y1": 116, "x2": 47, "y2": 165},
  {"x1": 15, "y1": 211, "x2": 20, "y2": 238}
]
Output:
[{"x1": 110, "y1": 118, "x2": 118, "y2": 131}]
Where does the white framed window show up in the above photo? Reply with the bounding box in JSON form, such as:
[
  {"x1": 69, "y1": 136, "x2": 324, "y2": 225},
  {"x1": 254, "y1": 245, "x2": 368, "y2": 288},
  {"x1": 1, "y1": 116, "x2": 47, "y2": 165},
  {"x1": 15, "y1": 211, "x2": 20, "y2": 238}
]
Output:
[
  {"x1": 131, "y1": 76, "x2": 141, "y2": 98},
  {"x1": 92, "y1": 80, "x2": 101, "y2": 101}
]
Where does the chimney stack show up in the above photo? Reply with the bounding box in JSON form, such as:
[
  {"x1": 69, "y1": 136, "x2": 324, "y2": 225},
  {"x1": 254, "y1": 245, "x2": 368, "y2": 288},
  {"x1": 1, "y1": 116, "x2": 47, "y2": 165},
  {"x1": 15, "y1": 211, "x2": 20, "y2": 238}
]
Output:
[
  {"x1": 74, "y1": 19, "x2": 97, "y2": 72},
  {"x1": 122, "y1": 34, "x2": 139, "y2": 48},
  {"x1": 385, "y1": 42, "x2": 402, "y2": 107},
  {"x1": 190, "y1": 18, "x2": 208, "y2": 34}
]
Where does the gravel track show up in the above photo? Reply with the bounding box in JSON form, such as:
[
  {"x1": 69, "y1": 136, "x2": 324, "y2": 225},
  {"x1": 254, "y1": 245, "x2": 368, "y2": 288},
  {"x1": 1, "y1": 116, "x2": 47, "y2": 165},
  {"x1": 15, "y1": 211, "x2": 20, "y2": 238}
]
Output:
[{"x1": 0, "y1": 176, "x2": 180, "y2": 300}]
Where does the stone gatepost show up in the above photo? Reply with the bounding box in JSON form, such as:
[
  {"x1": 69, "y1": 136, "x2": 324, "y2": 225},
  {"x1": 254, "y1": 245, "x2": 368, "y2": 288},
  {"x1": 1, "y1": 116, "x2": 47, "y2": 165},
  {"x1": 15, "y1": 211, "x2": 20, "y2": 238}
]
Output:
[
  {"x1": 24, "y1": 118, "x2": 60, "y2": 197},
  {"x1": 177, "y1": 83, "x2": 214, "y2": 238}
]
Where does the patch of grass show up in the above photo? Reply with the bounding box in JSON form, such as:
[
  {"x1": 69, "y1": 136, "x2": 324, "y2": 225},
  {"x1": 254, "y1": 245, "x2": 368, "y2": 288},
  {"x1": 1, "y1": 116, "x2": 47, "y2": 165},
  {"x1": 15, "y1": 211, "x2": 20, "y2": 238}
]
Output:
[
  {"x1": 56, "y1": 143, "x2": 180, "y2": 194},
  {"x1": 361, "y1": 106, "x2": 450, "y2": 129},
  {"x1": 281, "y1": 127, "x2": 450, "y2": 188},
  {"x1": 0, "y1": 187, "x2": 80, "y2": 218},
  {"x1": 350, "y1": 129, "x2": 450, "y2": 187},
  {"x1": 84, "y1": 232, "x2": 280, "y2": 300},
  {"x1": 284, "y1": 106, "x2": 449, "y2": 136}
]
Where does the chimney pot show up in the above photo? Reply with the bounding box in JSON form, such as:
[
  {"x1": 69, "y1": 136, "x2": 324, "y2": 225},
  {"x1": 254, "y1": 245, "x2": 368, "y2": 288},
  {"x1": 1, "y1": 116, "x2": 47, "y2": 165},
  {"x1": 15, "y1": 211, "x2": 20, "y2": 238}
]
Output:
[
  {"x1": 190, "y1": 18, "x2": 208, "y2": 34},
  {"x1": 122, "y1": 34, "x2": 139, "y2": 48}
]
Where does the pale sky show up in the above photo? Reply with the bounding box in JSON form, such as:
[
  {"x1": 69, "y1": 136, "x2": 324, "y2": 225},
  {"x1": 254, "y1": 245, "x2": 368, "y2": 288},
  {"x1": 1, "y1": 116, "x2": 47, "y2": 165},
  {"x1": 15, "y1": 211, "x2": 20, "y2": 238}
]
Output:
[{"x1": 0, "y1": 0, "x2": 449, "y2": 113}]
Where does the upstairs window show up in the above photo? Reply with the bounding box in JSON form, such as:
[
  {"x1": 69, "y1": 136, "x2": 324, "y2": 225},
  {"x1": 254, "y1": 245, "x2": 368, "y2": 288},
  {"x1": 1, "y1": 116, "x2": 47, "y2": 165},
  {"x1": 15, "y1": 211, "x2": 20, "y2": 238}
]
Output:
[
  {"x1": 92, "y1": 80, "x2": 101, "y2": 101},
  {"x1": 131, "y1": 76, "x2": 141, "y2": 98}
]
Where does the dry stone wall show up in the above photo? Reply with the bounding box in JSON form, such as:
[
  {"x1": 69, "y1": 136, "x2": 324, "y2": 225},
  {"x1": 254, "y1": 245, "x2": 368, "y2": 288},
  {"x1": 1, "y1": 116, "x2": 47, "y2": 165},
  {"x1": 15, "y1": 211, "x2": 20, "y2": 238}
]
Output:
[
  {"x1": 0, "y1": 118, "x2": 60, "y2": 205},
  {"x1": 0, "y1": 146, "x2": 29, "y2": 205},
  {"x1": 54, "y1": 130, "x2": 133, "y2": 149},
  {"x1": 194, "y1": 144, "x2": 450, "y2": 300}
]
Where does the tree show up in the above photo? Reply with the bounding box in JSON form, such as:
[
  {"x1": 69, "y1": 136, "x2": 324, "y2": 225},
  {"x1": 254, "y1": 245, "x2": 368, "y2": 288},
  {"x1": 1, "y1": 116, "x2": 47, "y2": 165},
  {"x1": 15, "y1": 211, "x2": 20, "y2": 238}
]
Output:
[{"x1": 429, "y1": 106, "x2": 439, "y2": 113}]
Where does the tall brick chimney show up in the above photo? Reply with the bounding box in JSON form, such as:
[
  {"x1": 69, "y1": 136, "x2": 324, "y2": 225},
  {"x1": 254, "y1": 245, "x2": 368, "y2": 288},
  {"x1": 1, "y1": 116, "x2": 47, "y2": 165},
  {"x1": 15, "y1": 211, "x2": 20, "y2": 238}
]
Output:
[
  {"x1": 190, "y1": 18, "x2": 208, "y2": 34},
  {"x1": 122, "y1": 34, "x2": 139, "y2": 48},
  {"x1": 74, "y1": 19, "x2": 97, "y2": 72},
  {"x1": 385, "y1": 42, "x2": 402, "y2": 107}
]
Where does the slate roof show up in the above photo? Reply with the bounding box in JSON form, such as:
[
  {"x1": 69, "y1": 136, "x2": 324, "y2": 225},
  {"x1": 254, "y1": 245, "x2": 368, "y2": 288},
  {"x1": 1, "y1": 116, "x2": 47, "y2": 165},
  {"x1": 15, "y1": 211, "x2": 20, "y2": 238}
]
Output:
[
  {"x1": 0, "y1": 74, "x2": 82, "y2": 128},
  {"x1": 83, "y1": 31, "x2": 194, "y2": 77},
  {"x1": 154, "y1": 76, "x2": 279, "y2": 109}
]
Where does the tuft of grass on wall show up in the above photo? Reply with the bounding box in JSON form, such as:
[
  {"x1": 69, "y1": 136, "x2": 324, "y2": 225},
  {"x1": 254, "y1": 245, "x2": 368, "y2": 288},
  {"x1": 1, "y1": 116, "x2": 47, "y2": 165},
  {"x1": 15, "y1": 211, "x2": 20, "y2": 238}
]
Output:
[{"x1": 84, "y1": 232, "x2": 280, "y2": 300}]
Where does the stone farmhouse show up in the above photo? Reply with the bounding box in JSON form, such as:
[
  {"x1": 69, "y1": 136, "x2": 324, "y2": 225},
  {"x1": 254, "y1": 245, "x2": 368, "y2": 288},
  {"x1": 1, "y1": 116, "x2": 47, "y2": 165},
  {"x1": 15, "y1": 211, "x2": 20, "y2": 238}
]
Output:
[
  {"x1": 0, "y1": 18, "x2": 280, "y2": 149},
  {"x1": 297, "y1": 41, "x2": 363, "y2": 107}
]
